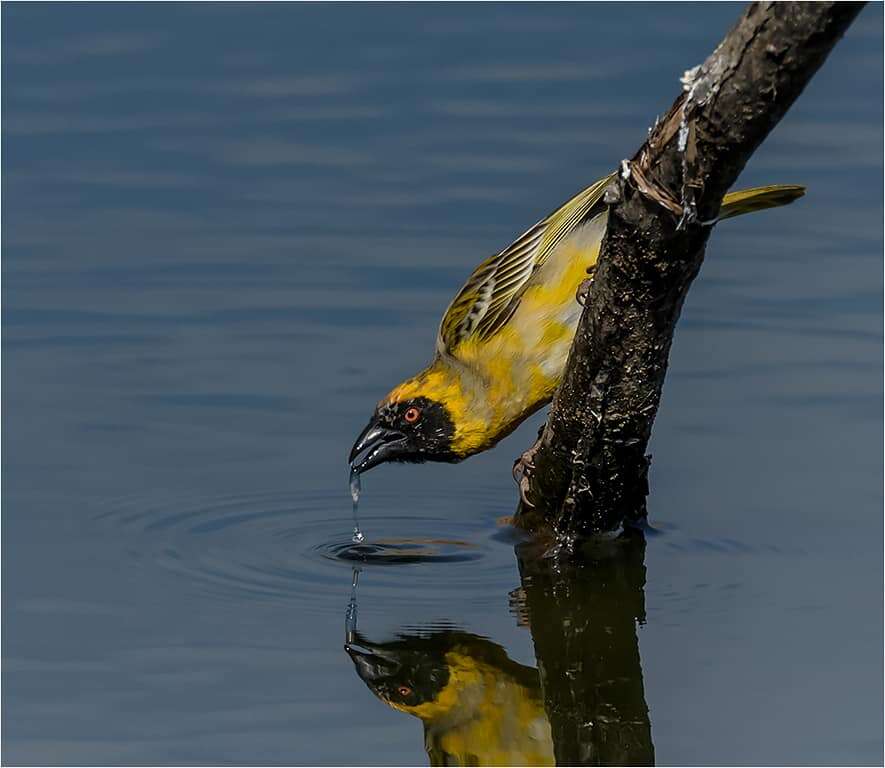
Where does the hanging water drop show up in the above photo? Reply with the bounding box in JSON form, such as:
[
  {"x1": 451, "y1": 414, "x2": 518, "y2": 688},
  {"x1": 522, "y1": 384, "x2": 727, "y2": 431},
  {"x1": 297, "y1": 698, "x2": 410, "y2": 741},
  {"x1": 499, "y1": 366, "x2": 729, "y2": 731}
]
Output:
[
  {"x1": 349, "y1": 469, "x2": 364, "y2": 543},
  {"x1": 350, "y1": 469, "x2": 361, "y2": 504},
  {"x1": 351, "y1": 513, "x2": 364, "y2": 544}
]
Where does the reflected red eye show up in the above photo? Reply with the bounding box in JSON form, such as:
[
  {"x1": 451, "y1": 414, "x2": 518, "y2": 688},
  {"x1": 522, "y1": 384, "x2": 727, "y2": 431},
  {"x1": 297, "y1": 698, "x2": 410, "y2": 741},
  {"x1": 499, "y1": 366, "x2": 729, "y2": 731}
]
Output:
[
  {"x1": 397, "y1": 685, "x2": 412, "y2": 697},
  {"x1": 404, "y1": 407, "x2": 421, "y2": 424}
]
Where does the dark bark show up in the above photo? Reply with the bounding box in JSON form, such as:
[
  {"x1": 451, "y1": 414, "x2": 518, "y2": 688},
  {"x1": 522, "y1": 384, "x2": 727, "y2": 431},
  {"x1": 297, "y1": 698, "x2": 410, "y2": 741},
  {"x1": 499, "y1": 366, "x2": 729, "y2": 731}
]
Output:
[{"x1": 515, "y1": 1, "x2": 864, "y2": 539}]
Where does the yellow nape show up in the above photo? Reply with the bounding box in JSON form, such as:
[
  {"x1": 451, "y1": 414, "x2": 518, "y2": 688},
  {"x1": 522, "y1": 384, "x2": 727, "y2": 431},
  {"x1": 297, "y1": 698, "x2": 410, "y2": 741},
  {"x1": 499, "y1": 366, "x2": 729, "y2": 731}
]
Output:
[
  {"x1": 385, "y1": 364, "x2": 460, "y2": 407},
  {"x1": 383, "y1": 360, "x2": 491, "y2": 457}
]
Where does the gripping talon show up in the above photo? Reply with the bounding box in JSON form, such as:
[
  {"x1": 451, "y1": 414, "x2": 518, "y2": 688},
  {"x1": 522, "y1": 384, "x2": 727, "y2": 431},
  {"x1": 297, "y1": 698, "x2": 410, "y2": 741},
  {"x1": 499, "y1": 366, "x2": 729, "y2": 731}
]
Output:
[
  {"x1": 519, "y1": 475, "x2": 535, "y2": 508},
  {"x1": 576, "y1": 276, "x2": 594, "y2": 306},
  {"x1": 513, "y1": 445, "x2": 539, "y2": 508},
  {"x1": 512, "y1": 455, "x2": 535, "y2": 483}
]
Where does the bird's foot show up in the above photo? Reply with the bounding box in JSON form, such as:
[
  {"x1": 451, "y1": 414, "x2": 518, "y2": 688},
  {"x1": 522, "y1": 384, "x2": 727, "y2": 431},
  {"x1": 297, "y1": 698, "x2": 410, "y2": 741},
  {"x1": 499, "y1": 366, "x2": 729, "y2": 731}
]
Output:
[
  {"x1": 575, "y1": 267, "x2": 596, "y2": 306},
  {"x1": 576, "y1": 278, "x2": 593, "y2": 306},
  {"x1": 512, "y1": 440, "x2": 542, "y2": 508}
]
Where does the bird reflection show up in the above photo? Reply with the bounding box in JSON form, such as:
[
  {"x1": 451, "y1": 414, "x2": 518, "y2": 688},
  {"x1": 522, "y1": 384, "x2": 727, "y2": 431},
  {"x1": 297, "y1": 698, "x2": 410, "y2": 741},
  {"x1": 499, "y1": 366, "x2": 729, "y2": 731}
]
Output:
[
  {"x1": 346, "y1": 629, "x2": 554, "y2": 766},
  {"x1": 344, "y1": 528, "x2": 653, "y2": 766}
]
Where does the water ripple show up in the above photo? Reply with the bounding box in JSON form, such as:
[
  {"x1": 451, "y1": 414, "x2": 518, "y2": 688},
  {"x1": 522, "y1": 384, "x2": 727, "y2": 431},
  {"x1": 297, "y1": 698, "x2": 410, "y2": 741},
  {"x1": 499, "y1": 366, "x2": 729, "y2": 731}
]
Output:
[{"x1": 93, "y1": 487, "x2": 519, "y2": 613}]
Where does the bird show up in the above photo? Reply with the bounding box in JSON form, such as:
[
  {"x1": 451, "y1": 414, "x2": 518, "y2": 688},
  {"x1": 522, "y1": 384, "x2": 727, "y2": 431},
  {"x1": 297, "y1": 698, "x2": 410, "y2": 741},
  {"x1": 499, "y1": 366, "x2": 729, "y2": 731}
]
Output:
[
  {"x1": 349, "y1": 173, "x2": 804, "y2": 476},
  {"x1": 345, "y1": 629, "x2": 553, "y2": 766}
]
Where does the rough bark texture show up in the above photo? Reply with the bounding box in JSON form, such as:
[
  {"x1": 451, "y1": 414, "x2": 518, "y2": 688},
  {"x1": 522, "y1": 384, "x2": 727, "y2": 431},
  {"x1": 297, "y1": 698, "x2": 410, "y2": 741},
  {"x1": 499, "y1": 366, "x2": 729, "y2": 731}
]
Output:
[{"x1": 516, "y1": 1, "x2": 863, "y2": 539}]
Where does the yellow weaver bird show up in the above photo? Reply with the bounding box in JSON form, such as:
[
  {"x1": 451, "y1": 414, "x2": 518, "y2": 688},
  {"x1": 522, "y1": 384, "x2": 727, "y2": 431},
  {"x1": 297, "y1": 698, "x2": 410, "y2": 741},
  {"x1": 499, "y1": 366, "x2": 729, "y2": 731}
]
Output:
[
  {"x1": 346, "y1": 630, "x2": 553, "y2": 766},
  {"x1": 349, "y1": 173, "x2": 804, "y2": 474}
]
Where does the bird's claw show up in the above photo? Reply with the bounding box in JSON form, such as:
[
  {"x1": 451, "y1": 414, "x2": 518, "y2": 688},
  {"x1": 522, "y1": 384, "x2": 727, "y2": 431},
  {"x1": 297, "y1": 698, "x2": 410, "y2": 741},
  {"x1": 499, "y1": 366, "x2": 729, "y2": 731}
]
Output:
[
  {"x1": 576, "y1": 266, "x2": 597, "y2": 306},
  {"x1": 518, "y1": 475, "x2": 534, "y2": 508},
  {"x1": 576, "y1": 277, "x2": 593, "y2": 306},
  {"x1": 512, "y1": 454, "x2": 534, "y2": 482},
  {"x1": 512, "y1": 450, "x2": 538, "y2": 508}
]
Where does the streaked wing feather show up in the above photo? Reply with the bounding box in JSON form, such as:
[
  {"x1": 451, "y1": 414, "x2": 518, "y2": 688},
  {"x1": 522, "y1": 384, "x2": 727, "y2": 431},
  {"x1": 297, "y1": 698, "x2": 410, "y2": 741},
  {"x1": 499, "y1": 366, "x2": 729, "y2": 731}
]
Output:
[{"x1": 437, "y1": 173, "x2": 614, "y2": 356}]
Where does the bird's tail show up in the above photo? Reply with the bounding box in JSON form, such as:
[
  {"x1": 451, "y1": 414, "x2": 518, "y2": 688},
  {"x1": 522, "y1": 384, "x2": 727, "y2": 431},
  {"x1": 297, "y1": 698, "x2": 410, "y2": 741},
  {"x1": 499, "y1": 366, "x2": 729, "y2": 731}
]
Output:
[{"x1": 719, "y1": 184, "x2": 805, "y2": 220}]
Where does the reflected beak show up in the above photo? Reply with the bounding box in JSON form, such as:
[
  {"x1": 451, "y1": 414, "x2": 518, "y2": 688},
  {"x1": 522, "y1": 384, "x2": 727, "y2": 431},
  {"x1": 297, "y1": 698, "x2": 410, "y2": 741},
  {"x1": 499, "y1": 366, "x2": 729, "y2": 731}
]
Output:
[
  {"x1": 345, "y1": 643, "x2": 400, "y2": 683},
  {"x1": 348, "y1": 419, "x2": 408, "y2": 474}
]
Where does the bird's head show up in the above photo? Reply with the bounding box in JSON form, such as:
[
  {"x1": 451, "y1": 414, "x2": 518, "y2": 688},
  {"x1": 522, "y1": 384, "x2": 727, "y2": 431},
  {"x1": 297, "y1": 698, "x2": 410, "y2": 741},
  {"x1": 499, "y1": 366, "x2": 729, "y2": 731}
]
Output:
[{"x1": 348, "y1": 389, "x2": 456, "y2": 474}]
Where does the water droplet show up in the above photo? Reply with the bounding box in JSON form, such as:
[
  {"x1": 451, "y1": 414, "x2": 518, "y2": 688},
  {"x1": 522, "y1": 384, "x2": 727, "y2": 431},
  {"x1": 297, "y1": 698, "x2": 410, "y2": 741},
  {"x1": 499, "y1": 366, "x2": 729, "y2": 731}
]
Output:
[
  {"x1": 349, "y1": 469, "x2": 361, "y2": 505},
  {"x1": 349, "y1": 469, "x2": 364, "y2": 543}
]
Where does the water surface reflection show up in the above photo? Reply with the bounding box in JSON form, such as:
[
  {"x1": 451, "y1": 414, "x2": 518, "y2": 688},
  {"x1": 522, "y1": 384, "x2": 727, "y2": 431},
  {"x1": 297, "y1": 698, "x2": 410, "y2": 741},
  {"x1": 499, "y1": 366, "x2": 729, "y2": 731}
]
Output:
[
  {"x1": 517, "y1": 530, "x2": 653, "y2": 766},
  {"x1": 347, "y1": 629, "x2": 554, "y2": 766},
  {"x1": 346, "y1": 528, "x2": 653, "y2": 766}
]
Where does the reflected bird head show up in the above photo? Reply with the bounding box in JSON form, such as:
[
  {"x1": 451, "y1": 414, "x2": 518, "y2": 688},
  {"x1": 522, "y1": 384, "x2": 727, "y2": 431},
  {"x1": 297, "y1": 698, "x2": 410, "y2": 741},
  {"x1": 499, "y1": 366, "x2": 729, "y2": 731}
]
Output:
[
  {"x1": 344, "y1": 629, "x2": 554, "y2": 766},
  {"x1": 344, "y1": 632, "x2": 450, "y2": 712}
]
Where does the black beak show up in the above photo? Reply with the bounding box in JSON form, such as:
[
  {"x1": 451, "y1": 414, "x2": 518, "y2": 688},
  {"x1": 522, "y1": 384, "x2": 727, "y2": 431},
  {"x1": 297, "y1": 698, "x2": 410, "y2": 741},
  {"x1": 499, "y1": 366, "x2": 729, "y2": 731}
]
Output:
[
  {"x1": 345, "y1": 642, "x2": 400, "y2": 683},
  {"x1": 348, "y1": 418, "x2": 408, "y2": 474}
]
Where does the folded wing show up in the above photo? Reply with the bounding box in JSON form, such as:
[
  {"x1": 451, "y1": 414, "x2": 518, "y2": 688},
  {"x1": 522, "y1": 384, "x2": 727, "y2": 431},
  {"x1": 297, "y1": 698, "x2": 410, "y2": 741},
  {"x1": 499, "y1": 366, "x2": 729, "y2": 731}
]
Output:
[{"x1": 437, "y1": 173, "x2": 614, "y2": 358}]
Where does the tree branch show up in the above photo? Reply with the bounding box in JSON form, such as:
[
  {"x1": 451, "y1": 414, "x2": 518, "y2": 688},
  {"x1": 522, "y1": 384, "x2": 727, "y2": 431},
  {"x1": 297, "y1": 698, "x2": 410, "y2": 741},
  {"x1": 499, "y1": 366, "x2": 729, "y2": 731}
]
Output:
[{"x1": 515, "y1": 1, "x2": 864, "y2": 540}]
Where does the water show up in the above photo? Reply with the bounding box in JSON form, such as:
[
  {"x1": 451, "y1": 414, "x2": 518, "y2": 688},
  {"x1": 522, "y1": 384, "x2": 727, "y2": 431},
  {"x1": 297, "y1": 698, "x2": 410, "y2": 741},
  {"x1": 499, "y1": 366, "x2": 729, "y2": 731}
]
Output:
[
  {"x1": 350, "y1": 470, "x2": 364, "y2": 544},
  {"x1": 3, "y1": 3, "x2": 882, "y2": 765},
  {"x1": 345, "y1": 568, "x2": 360, "y2": 645}
]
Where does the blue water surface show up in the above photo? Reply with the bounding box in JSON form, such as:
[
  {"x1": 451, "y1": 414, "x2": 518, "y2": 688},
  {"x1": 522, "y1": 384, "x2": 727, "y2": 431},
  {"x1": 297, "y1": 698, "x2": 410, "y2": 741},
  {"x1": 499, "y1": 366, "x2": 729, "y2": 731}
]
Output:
[{"x1": 3, "y1": 4, "x2": 883, "y2": 765}]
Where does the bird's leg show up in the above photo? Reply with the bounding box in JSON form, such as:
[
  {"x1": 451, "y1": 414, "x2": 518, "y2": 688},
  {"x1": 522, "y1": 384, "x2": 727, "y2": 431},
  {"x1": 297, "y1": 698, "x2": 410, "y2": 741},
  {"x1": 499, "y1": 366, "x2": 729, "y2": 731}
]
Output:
[
  {"x1": 513, "y1": 425, "x2": 545, "y2": 508},
  {"x1": 575, "y1": 265, "x2": 597, "y2": 306}
]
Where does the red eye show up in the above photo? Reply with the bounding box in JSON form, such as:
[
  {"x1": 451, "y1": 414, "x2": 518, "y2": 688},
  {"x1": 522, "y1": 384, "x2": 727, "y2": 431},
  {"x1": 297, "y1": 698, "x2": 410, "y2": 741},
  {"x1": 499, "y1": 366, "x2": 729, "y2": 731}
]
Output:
[
  {"x1": 397, "y1": 685, "x2": 412, "y2": 697},
  {"x1": 404, "y1": 407, "x2": 421, "y2": 424}
]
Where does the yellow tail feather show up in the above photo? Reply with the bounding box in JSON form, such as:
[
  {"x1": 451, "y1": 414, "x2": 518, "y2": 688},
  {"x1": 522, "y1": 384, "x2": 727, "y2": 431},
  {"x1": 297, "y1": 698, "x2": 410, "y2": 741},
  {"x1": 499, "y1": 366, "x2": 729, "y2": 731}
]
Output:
[{"x1": 719, "y1": 184, "x2": 805, "y2": 220}]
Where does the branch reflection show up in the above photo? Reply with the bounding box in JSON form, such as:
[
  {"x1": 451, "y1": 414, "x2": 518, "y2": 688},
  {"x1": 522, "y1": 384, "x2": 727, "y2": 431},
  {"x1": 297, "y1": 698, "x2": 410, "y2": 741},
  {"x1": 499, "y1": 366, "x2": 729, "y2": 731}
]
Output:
[
  {"x1": 517, "y1": 528, "x2": 654, "y2": 766},
  {"x1": 344, "y1": 528, "x2": 653, "y2": 766}
]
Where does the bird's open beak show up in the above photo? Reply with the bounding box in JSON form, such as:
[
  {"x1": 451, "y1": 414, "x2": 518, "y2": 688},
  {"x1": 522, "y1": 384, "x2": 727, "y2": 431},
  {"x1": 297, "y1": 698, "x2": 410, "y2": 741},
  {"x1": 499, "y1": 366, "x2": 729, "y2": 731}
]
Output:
[
  {"x1": 349, "y1": 419, "x2": 408, "y2": 474},
  {"x1": 345, "y1": 642, "x2": 400, "y2": 683}
]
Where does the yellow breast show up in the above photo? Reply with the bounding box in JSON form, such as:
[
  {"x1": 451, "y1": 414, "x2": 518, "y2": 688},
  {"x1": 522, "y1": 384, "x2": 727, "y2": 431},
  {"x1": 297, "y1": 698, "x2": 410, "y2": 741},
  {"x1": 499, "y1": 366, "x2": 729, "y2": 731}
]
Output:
[{"x1": 452, "y1": 212, "x2": 607, "y2": 452}]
